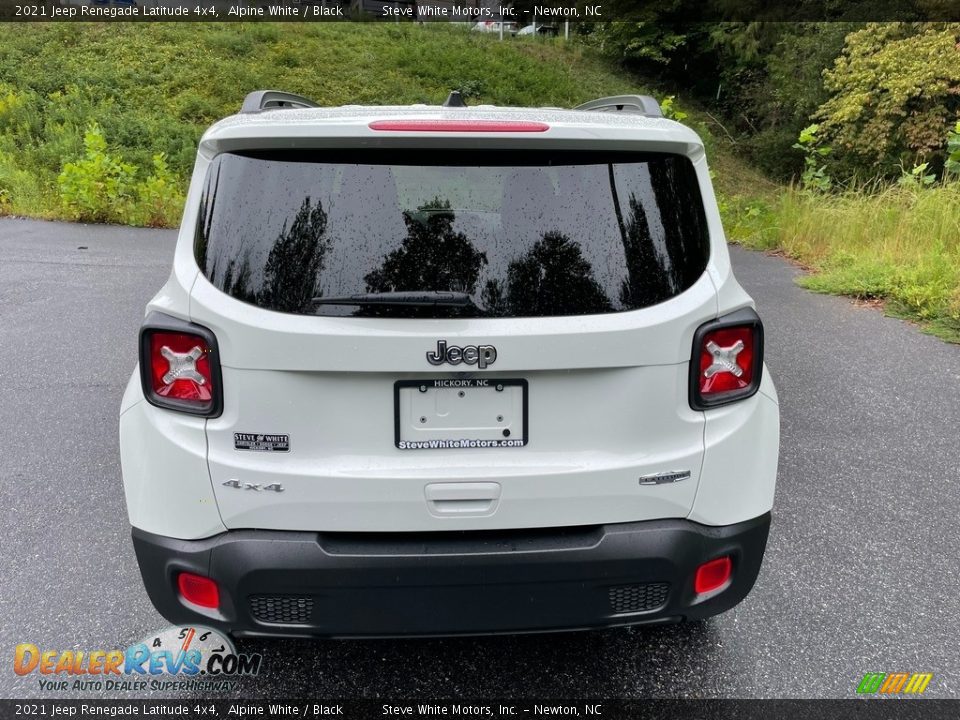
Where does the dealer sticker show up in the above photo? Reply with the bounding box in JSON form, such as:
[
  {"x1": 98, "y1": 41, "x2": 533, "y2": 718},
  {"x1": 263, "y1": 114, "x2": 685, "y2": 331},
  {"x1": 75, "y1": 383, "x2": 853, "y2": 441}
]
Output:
[{"x1": 234, "y1": 433, "x2": 290, "y2": 452}]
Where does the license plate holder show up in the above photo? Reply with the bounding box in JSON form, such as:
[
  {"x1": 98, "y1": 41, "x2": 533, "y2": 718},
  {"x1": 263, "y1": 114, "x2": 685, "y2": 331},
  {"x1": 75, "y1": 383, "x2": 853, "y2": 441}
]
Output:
[{"x1": 394, "y1": 378, "x2": 528, "y2": 450}]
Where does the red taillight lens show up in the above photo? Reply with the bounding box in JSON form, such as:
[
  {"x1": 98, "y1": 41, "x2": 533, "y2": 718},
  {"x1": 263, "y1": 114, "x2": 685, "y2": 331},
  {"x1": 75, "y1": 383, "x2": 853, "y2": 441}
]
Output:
[
  {"x1": 694, "y1": 556, "x2": 732, "y2": 595},
  {"x1": 177, "y1": 572, "x2": 220, "y2": 609},
  {"x1": 148, "y1": 332, "x2": 214, "y2": 403},
  {"x1": 699, "y1": 326, "x2": 755, "y2": 395},
  {"x1": 690, "y1": 310, "x2": 763, "y2": 410},
  {"x1": 368, "y1": 120, "x2": 550, "y2": 133},
  {"x1": 139, "y1": 315, "x2": 222, "y2": 417}
]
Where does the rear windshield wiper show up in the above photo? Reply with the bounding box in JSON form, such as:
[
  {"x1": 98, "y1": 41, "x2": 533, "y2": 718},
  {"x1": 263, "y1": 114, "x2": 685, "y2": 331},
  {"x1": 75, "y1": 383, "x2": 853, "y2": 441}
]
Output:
[{"x1": 311, "y1": 291, "x2": 475, "y2": 308}]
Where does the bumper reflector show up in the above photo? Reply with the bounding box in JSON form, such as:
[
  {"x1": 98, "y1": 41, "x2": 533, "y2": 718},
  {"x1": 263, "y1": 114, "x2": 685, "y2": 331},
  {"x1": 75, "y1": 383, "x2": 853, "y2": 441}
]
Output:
[
  {"x1": 177, "y1": 572, "x2": 220, "y2": 609},
  {"x1": 694, "y1": 556, "x2": 732, "y2": 595}
]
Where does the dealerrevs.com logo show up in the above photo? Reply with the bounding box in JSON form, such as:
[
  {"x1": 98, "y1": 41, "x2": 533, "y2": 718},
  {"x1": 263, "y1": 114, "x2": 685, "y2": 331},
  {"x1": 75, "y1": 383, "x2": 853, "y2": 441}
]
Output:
[{"x1": 13, "y1": 626, "x2": 261, "y2": 693}]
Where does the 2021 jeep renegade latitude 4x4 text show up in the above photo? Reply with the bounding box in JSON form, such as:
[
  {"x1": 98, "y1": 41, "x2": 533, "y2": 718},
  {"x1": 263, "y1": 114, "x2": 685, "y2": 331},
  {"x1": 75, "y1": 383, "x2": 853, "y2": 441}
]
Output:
[{"x1": 120, "y1": 91, "x2": 779, "y2": 637}]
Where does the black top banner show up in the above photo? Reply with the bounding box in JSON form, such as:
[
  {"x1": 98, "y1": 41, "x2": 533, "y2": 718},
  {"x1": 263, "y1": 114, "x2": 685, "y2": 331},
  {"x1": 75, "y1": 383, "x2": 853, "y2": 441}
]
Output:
[{"x1": 1, "y1": 0, "x2": 960, "y2": 22}]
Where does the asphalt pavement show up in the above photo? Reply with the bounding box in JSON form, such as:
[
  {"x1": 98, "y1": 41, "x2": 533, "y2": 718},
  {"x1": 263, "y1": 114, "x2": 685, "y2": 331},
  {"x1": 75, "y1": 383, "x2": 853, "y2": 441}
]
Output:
[{"x1": 0, "y1": 217, "x2": 957, "y2": 699}]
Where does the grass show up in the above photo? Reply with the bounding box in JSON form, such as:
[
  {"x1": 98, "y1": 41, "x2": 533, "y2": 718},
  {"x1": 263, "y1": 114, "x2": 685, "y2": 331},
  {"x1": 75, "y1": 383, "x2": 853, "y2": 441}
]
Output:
[
  {"x1": 0, "y1": 21, "x2": 764, "y2": 224},
  {"x1": 726, "y1": 184, "x2": 960, "y2": 343}
]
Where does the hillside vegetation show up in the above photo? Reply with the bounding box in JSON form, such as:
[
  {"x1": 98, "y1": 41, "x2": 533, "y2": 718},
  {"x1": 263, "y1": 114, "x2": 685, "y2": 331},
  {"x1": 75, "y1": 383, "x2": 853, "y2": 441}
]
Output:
[
  {"x1": 0, "y1": 22, "x2": 957, "y2": 342},
  {"x1": 0, "y1": 21, "x2": 763, "y2": 225}
]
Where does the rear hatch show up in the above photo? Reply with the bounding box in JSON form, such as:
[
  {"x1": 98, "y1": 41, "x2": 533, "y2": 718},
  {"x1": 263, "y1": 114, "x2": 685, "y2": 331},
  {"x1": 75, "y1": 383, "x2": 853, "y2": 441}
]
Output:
[{"x1": 189, "y1": 143, "x2": 717, "y2": 532}]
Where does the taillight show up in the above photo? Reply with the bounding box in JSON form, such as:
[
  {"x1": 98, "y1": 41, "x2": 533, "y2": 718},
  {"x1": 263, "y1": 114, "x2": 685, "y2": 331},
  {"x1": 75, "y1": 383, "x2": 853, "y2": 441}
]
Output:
[
  {"x1": 148, "y1": 332, "x2": 213, "y2": 402},
  {"x1": 689, "y1": 308, "x2": 764, "y2": 410},
  {"x1": 139, "y1": 313, "x2": 222, "y2": 417}
]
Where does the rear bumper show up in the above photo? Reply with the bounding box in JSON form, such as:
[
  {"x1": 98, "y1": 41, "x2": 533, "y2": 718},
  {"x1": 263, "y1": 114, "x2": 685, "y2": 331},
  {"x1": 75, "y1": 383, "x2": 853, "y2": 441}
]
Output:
[{"x1": 132, "y1": 513, "x2": 770, "y2": 638}]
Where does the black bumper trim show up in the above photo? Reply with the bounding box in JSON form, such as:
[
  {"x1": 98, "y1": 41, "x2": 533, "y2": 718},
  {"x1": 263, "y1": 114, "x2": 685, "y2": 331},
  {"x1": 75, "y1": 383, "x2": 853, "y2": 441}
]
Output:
[{"x1": 132, "y1": 514, "x2": 771, "y2": 638}]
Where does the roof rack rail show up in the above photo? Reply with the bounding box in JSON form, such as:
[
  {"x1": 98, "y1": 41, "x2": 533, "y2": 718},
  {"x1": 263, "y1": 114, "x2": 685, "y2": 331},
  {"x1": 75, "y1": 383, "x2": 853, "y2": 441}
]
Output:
[
  {"x1": 240, "y1": 90, "x2": 320, "y2": 114},
  {"x1": 574, "y1": 95, "x2": 663, "y2": 118}
]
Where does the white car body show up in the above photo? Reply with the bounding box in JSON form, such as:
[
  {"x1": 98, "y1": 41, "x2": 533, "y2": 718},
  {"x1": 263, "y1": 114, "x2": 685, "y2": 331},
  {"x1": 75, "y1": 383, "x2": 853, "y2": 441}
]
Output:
[
  {"x1": 471, "y1": 20, "x2": 518, "y2": 34},
  {"x1": 121, "y1": 94, "x2": 779, "y2": 637},
  {"x1": 516, "y1": 24, "x2": 558, "y2": 36}
]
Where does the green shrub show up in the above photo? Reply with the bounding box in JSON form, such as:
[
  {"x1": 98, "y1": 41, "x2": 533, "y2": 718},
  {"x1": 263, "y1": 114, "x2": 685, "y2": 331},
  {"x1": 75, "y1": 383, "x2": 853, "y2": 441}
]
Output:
[
  {"x1": 133, "y1": 153, "x2": 184, "y2": 227},
  {"x1": 719, "y1": 196, "x2": 779, "y2": 250},
  {"x1": 57, "y1": 122, "x2": 137, "y2": 223},
  {"x1": 659, "y1": 95, "x2": 687, "y2": 122},
  {"x1": 56, "y1": 124, "x2": 185, "y2": 226},
  {"x1": 34, "y1": 85, "x2": 107, "y2": 175},
  {"x1": 0, "y1": 142, "x2": 53, "y2": 217},
  {"x1": 742, "y1": 126, "x2": 807, "y2": 182},
  {"x1": 792, "y1": 124, "x2": 832, "y2": 192},
  {"x1": 453, "y1": 79, "x2": 485, "y2": 100},
  {"x1": 946, "y1": 121, "x2": 960, "y2": 177},
  {"x1": 897, "y1": 161, "x2": 936, "y2": 188},
  {"x1": 0, "y1": 83, "x2": 28, "y2": 131}
]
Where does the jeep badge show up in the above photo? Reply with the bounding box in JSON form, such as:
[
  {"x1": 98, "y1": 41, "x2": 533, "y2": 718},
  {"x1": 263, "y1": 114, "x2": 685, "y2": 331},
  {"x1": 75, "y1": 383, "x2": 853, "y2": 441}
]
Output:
[{"x1": 426, "y1": 340, "x2": 497, "y2": 369}]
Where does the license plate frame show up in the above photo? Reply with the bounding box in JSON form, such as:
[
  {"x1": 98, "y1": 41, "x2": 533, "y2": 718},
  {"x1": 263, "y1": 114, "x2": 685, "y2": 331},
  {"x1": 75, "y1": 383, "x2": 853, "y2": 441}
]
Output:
[{"x1": 393, "y1": 378, "x2": 528, "y2": 450}]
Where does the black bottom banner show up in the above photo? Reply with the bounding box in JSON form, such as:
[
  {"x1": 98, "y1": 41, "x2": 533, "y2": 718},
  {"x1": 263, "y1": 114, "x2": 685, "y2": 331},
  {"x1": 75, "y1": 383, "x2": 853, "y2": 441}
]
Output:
[{"x1": 0, "y1": 700, "x2": 958, "y2": 720}]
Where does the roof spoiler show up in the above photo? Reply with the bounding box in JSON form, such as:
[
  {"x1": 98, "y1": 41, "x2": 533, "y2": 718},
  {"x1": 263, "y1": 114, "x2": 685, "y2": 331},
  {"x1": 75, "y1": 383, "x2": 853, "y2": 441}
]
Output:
[
  {"x1": 240, "y1": 90, "x2": 319, "y2": 114},
  {"x1": 237, "y1": 90, "x2": 664, "y2": 117},
  {"x1": 574, "y1": 95, "x2": 663, "y2": 118}
]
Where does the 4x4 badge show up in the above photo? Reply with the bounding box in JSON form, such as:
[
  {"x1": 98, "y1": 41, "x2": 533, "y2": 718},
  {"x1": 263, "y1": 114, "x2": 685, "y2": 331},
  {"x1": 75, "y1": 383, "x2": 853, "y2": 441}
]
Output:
[
  {"x1": 223, "y1": 480, "x2": 284, "y2": 492},
  {"x1": 638, "y1": 470, "x2": 691, "y2": 486},
  {"x1": 426, "y1": 340, "x2": 497, "y2": 369}
]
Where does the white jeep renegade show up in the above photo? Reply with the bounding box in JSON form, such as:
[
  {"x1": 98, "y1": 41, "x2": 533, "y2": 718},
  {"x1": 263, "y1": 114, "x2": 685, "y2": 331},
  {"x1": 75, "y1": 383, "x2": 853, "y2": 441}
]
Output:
[{"x1": 120, "y1": 90, "x2": 779, "y2": 637}]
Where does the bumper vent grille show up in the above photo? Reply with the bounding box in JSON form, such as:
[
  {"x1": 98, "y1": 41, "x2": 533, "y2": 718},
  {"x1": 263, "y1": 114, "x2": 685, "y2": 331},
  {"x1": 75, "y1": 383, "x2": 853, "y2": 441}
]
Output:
[
  {"x1": 607, "y1": 583, "x2": 670, "y2": 614},
  {"x1": 249, "y1": 595, "x2": 314, "y2": 624}
]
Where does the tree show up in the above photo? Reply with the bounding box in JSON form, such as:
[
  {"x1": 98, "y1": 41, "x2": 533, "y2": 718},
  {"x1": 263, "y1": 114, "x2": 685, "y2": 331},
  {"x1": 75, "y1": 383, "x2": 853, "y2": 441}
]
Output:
[
  {"x1": 363, "y1": 198, "x2": 487, "y2": 317},
  {"x1": 588, "y1": 21, "x2": 858, "y2": 179},
  {"x1": 261, "y1": 197, "x2": 330, "y2": 313},
  {"x1": 484, "y1": 232, "x2": 612, "y2": 317},
  {"x1": 817, "y1": 23, "x2": 960, "y2": 176}
]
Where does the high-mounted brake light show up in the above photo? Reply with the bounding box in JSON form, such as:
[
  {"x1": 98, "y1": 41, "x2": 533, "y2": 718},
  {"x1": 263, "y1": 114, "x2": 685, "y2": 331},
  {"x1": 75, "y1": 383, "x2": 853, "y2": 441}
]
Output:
[
  {"x1": 139, "y1": 313, "x2": 223, "y2": 417},
  {"x1": 368, "y1": 120, "x2": 549, "y2": 133},
  {"x1": 689, "y1": 308, "x2": 763, "y2": 410}
]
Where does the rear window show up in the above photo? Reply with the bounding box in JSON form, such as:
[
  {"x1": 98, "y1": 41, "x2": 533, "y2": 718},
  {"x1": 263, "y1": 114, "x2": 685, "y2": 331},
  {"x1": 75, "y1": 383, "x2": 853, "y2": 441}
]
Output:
[{"x1": 194, "y1": 150, "x2": 710, "y2": 318}]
